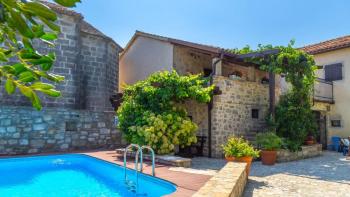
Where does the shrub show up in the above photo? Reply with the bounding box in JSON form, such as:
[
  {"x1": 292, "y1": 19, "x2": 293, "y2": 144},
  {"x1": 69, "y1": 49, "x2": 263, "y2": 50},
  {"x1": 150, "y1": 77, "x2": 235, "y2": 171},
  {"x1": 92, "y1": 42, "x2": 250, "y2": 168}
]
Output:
[
  {"x1": 117, "y1": 70, "x2": 214, "y2": 154},
  {"x1": 256, "y1": 132, "x2": 282, "y2": 151},
  {"x1": 222, "y1": 137, "x2": 260, "y2": 158},
  {"x1": 275, "y1": 92, "x2": 317, "y2": 151}
]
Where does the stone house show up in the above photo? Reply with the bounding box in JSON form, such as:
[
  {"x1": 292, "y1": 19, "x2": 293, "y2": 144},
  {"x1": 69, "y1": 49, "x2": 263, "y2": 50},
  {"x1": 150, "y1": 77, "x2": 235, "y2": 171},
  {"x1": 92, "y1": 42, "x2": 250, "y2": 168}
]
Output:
[
  {"x1": 299, "y1": 35, "x2": 350, "y2": 148},
  {"x1": 120, "y1": 31, "x2": 278, "y2": 158},
  {"x1": 0, "y1": 3, "x2": 123, "y2": 155}
]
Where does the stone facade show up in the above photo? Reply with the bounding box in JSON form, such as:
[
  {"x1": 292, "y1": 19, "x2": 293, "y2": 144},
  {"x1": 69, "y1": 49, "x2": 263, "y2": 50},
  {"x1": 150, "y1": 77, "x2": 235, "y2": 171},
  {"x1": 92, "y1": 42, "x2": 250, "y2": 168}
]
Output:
[
  {"x1": 0, "y1": 5, "x2": 122, "y2": 155},
  {"x1": 173, "y1": 45, "x2": 212, "y2": 75},
  {"x1": 172, "y1": 45, "x2": 271, "y2": 158},
  {"x1": 276, "y1": 144, "x2": 322, "y2": 162},
  {"x1": 211, "y1": 76, "x2": 269, "y2": 158},
  {"x1": 193, "y1": 162, "x2": 247, "y2": 197},
  {"x1": 0, "y1": 10, "x2": 121, "y2": 111},
  {"x1": 0, "y1": 106, "x2": 121, "y2": 155}
]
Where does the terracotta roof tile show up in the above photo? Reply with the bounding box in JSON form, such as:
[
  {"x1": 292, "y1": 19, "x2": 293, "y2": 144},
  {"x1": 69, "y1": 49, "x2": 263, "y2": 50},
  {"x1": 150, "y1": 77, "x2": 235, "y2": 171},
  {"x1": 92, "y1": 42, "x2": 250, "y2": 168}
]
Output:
[{"x1": 302, "y1": 35, "x2": 350, "y2": 54}]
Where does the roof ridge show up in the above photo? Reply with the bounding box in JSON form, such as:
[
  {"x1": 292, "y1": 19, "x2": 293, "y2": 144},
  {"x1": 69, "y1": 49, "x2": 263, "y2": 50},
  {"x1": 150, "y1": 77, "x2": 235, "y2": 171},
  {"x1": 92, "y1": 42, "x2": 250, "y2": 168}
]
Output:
[{"x1": 135, "y1": 30, "x2": 222, "y2": 52}]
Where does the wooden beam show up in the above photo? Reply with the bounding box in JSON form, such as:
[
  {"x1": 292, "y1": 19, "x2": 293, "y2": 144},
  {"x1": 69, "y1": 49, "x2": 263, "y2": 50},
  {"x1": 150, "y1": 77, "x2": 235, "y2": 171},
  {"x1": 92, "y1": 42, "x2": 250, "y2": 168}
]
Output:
[
  {"x1": 269, "y1": 71, "x2": 276, "y2": 116},
  {"x1": 236, "y1": 49, "x2": 280, "y2": 60}
]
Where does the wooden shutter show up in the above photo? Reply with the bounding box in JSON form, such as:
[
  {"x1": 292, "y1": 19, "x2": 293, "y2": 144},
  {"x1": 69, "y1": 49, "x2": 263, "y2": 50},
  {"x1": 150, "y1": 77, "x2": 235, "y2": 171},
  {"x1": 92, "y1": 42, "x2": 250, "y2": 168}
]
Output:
[{"x1": 325, "y1": 63, "x2": 343, "y2": 81}]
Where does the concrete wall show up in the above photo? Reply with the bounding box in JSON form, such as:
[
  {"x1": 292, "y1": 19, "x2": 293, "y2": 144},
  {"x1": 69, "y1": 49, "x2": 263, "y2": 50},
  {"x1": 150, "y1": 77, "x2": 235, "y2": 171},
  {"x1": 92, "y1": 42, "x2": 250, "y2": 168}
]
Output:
[
  {"x1": 312, "y1": 48, "x2": 350, "y2": 139},
  {"x1": 119, "y1": 36, "x2": 173, "y2": 91}
]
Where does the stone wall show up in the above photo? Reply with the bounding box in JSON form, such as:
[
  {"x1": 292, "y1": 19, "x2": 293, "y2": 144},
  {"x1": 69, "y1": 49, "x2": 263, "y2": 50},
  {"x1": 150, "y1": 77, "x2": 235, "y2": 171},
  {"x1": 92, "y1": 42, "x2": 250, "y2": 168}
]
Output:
[
  {"x1": 173, "y1": 45, "x2": 212, "y2": 75},
  {"x1": 193, "y1": 162, "x2": 247, "y2": 197},
  {"x1": 0, "y1": 13, "x2": 120, "y2": 111},
  {"x1": 0, "y1": 8, "x2": 122, "y2": 155},
  {"x1": 277, "y1": 144, "x2": 322, "y2": 162},
  {"x1": 0, "y1": 106, "x2": 121, "y2": 155},
  {"x1": 211, "y1": 76, "x2": 269, "y2": 158}
]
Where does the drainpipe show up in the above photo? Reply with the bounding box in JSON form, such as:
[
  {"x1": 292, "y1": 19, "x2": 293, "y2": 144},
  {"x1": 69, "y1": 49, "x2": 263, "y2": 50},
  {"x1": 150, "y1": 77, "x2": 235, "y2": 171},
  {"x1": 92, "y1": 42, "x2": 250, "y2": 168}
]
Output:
[{"x1": 208, "y1": 50, "x2": 224, "y2": 158}]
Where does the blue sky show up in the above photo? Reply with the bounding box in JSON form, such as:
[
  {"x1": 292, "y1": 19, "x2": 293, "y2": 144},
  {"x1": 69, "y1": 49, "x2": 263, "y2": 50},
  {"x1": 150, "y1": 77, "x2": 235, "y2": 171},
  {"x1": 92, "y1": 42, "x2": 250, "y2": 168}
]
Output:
[{"x1": 73, "y1": 0, "x2": 350, "y2": 49}]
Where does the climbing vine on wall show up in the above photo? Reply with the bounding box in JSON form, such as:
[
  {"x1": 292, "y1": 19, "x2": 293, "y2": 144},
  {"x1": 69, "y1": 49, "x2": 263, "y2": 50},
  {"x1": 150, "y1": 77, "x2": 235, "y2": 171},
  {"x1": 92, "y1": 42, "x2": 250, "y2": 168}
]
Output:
[
  {"x1": 117, "y1": 70, "x2": 214, "y2": 154},
  {"x1": 230, "y1": 40, "x2": 317, "y2": 151}
]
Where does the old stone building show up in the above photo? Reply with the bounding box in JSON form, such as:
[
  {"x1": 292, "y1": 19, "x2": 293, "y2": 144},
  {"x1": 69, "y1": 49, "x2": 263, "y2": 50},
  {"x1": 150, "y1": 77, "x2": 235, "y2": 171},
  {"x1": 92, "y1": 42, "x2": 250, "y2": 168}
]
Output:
[
  {"x1": 120, "y1": 31, "x2": 276, "y2": 158},
  {"x1": 0, "y1": 3, "x2": 123, "y2": 155}
]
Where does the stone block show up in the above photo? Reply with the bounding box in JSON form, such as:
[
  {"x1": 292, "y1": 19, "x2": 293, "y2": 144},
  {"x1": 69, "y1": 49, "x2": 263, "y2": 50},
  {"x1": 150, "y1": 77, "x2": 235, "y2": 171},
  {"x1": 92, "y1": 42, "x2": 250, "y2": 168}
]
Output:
[
  {"x1": 33, "y1": 123, "x2": 47, "y2": 131},
  {"x1": 0, "y1": 127, "x2": 6, "y2": 133},
  {"x1": 6, "y1": 126, "x2": 16, "y2": 133},
  {"x1": 0, "y1": 119, "x2": 11, "y2": 126},
  {"x1": 19, "y1": 139, "x2": 29, "y2": 145},
  {"x1": 30, "y1": 139, "x2": 45, "y2": 148}
]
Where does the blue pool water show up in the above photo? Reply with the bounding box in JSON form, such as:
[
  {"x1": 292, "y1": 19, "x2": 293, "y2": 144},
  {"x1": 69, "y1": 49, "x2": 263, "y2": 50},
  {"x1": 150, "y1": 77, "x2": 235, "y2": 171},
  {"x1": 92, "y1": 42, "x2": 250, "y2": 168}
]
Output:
[{"x1": 0, "y1": 154, "x2": 176, "y2": 197}]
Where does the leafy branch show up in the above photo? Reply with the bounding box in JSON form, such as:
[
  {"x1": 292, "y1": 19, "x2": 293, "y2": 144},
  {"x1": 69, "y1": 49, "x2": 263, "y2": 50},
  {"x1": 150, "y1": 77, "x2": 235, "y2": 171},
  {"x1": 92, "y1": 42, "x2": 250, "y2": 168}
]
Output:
[{"x1": 0, "y1": 0, "x2": 80, "y2": 110}]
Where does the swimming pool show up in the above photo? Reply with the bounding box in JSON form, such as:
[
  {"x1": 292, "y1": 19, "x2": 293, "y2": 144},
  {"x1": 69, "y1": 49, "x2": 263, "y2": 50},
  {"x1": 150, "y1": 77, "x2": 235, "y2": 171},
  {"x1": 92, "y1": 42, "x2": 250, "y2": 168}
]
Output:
[{"x1": 0, "y1": 154, "x2": 176, "y2": 197}]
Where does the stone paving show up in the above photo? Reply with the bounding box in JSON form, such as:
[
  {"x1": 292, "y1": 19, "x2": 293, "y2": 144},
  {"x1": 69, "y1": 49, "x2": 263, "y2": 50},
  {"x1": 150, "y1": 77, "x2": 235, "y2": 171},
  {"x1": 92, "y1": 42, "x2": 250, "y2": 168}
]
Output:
[{"x1": 244, "y1": 151, "x2": 350, "y2": 197}]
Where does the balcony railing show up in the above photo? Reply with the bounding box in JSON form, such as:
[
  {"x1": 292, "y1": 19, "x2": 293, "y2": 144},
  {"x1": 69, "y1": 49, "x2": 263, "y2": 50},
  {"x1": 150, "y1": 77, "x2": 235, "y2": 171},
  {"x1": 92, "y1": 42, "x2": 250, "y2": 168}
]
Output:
[{"x1": 313, "y1": 78, "x2": 334, "y2": 103}]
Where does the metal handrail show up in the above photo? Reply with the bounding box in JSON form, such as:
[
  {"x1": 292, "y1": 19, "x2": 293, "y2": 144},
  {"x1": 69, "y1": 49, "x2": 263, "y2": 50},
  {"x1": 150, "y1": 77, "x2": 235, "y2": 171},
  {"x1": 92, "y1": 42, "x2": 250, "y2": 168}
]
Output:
[
  {"x1": 137, "y1": 146, "x2": 156, "y2": 176},
  {"x1": 313, "y1": 78, "x2": 334, "y2": 102}
]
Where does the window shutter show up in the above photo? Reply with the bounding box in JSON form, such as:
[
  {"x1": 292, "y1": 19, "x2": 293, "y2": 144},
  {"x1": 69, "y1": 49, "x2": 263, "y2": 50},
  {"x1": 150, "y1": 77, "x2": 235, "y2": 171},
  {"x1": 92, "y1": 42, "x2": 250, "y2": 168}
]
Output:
[{"x1": 325, "y1": 63, "x2": 342, "y2": 81}]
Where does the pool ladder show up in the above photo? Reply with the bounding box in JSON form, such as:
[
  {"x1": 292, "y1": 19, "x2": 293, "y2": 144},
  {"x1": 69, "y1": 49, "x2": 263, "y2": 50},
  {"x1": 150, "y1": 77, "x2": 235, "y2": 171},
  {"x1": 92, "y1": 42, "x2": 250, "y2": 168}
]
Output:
[{"x1": 123, "y1": 144, "x2": 156, "y2": 193}]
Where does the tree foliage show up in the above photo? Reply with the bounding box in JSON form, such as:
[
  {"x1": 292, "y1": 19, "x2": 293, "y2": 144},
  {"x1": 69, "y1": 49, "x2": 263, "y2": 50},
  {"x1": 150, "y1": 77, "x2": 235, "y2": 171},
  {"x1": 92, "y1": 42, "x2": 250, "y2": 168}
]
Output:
[
  {"x1": 117, "y1": 70, "x2": 214, "y2": 154},
  {"x1": 0, "y1": 0, "x2": 80, "y2": 110},
  {"x1": 230, "y1": 41, "x2": 317, "y2": 151}
]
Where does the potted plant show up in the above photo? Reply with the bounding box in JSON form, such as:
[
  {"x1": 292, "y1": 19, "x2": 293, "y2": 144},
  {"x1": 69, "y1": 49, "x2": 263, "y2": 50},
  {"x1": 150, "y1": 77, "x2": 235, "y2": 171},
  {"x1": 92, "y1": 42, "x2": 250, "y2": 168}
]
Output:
[
  {"x1": 256, "y1": 132, "x2": 282, "y2": 165},
  {"x1": 222, "y1": 137, "x2": 260, "y2": 175},
  {"x1": 305, "y1": 134, "x2": 315, "y2": 145}
]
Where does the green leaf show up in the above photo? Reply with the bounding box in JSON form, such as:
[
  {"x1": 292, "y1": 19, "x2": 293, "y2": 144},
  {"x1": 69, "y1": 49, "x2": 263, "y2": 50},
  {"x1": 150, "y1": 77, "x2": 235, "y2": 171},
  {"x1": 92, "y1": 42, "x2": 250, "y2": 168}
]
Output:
[
  {"x1": 5, "y1": 79, "x2": 16, "y2": 94},
  {"x1": 47, "y1": 73, "x2": 65, "y2": 82},
  {"x1": 22, "y1": 38, "x2": 34, "y2": 52},
  {"x1": 32, "y1": 24, "x2": 45, "y2": 38},
  {"x1": 18, "y1": 85, "x2": 33, "y2": 98},
  {"x1": 9, "y1": 10, "x2": 34, "y2": 39},
  {"x1": 40, "y1": 89, "x2": 61, "y2": 97},
  {"x1": 0, "y1": 52, "x2": 7, "y2": 61},
  {"x1": 22, "y1": 2, "x2": 57, "y2": 21},
  {"x1": 18, "y1": 71, "x2": 35, "y2": 82},
  {"x1": 40, "y1": 33, "x2": 58, "y2": 41},
  {"x1": 12, "y1": 63, "x2": 27, "y2": 75},
  {"x1": 53, "y1": 0, "x2": 81, "y2": 7},
  {"x1": 39, "y1": 17, "x2": 60, "y2": 32},
  {"x1": 29, "y1": 55, "x2": 53, "y2": 66},
  {"x1": 31, "y1": 82, "x2": 55, "y2": 90},
  {"x1": 31, "y1": 91, "x2": 42, "y2": 110}
]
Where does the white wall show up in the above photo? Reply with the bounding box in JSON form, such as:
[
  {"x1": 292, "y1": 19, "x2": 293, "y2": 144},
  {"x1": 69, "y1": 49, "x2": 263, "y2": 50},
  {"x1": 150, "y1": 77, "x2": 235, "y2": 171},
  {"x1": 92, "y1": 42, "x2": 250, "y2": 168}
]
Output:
[
  {"x1": 119, "y1": 36, "x2": 173, "y2": 91},
  {"x1": 313, "y1": 48, "x2": 350, "y2": 139}
]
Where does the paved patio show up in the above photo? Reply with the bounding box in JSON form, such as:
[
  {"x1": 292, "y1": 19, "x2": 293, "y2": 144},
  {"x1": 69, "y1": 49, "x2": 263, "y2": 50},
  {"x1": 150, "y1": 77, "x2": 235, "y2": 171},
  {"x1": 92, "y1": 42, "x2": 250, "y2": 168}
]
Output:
[{"x1": 244, "y1": 151, "x2": 350, "y2": 197}]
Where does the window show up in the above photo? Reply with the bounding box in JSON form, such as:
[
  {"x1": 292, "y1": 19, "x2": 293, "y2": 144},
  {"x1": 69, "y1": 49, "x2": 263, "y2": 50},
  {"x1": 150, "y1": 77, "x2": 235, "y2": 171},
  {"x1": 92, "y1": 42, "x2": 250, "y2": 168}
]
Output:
[
  {"x1": 325, "y1": 63, "x2": 343, "y2": 81},
  {"x1": 203, "y1": 69, "x2": 212, "y2": 77},
  {"x1": 252, "y1": 109, "x2": 259, "y2": 119},
  {"x1": 331, "y1": 120, "x2": 341, "y2": 127}
]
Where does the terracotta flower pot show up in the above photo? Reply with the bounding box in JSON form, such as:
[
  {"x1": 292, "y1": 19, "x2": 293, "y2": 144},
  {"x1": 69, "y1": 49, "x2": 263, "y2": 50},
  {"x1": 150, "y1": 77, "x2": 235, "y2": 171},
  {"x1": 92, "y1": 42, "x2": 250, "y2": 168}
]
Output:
[
  {"x1": 225, "y1": 156, "x2": 235, "y2": 162},
  {"x1": 261, "y1": 150, "x2": 277, "y2": 165},
  {"x1": 305, "y1": 140, "x2": 314, "y2": 145},
  {"x1": 234, "y1": 156, "x2": 253, "y2": 175}
]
